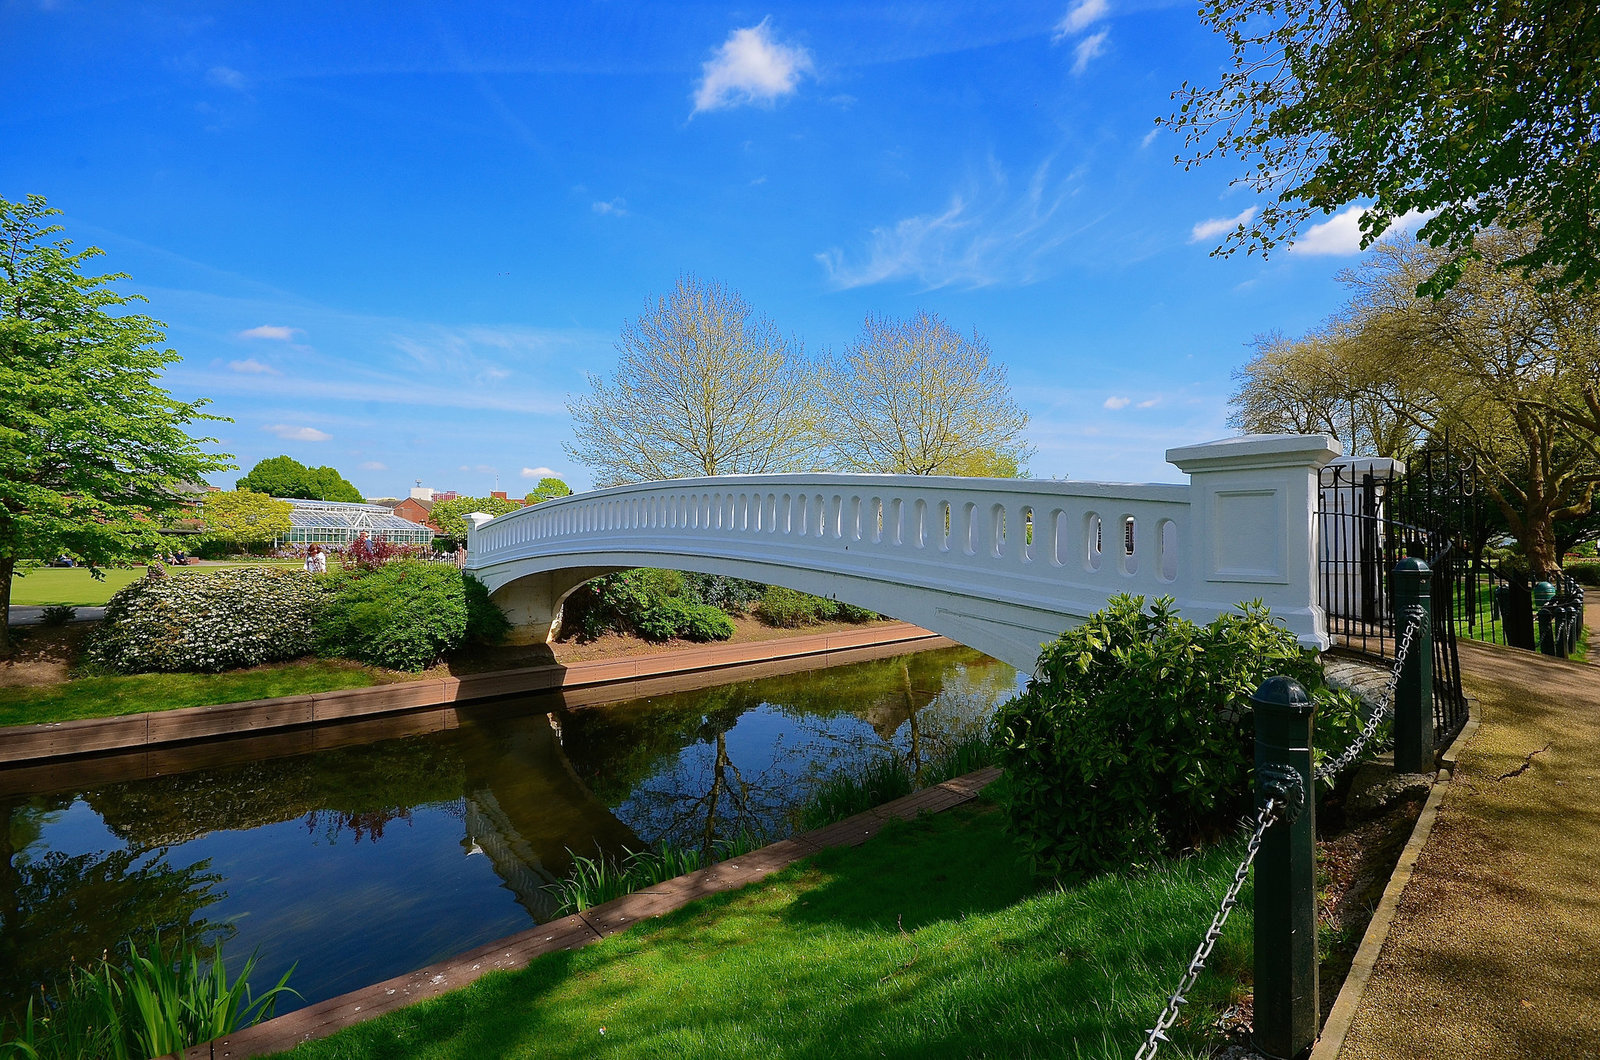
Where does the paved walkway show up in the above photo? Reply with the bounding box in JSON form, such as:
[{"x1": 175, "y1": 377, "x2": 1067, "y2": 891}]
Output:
[
  {"x1": 1336, "y1": 638, "x2": 1600, "y2": 1059},
  {"x1": 8, "y1": 605, "x2": 105, "y2": 626}
]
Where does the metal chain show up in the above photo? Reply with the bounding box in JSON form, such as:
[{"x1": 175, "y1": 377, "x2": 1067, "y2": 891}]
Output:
[
  {"x1": 1132, "y1": 797, "x2": 1282, "y2": 1060},
  {"x1": 1313, "y1": 603, "x2": 1426, "y2": 784}
]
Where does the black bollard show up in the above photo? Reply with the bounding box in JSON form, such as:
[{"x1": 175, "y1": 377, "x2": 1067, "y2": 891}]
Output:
[
  {"x1": 1252, "y1": 676, "x2": 1318, "y2": 1060},
  {"x1": 1392, "y1": 558, "x2": 1435, "y2": 775}
]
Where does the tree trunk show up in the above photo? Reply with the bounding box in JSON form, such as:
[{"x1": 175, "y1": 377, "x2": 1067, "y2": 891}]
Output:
[
  {"x1": 0, "y1": 557, "x2": 12, "y2": 656},
  {"x1": 1524, "y1": 515, "x2": 1561, "y2": 580}
]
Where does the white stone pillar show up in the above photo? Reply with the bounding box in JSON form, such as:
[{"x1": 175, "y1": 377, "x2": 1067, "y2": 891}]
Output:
[{"x1": 1165, "y1": 434, "x2": 1343, "y2": 649}]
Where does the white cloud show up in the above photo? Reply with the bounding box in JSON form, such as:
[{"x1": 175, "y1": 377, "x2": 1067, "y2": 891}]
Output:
[
  {"x1": 1103, "y1": 396, "x2": 1130, "y2": 410},
  {"x1": 692, "y1": 19, "x2": 814, "y2": 114},
  {"x1": 520, "y1": 466, "x2": 557, "y2": 479},
  {"x1": 591, "y1": 198, "x2": 627, "y2": 216},
  {"x1": 1189, "y1": 206, "x2": 1258, "y2": 244},
  {"x1": 238, "y1": 324, "x2": 300, "y2": 341},
  {"x1": 1291, "y1": 205, "x2": 1432, "y2": 256},
  {"x1": 817, "y1": 159, "x2": 1090, "y2": 290},
  {"x1": 207, "y1": 66, "x2": 247, "y2": 91},
  {"x1": 1071, "y1": 29, "x2": 1109, "y2": 74},
  {"x1": 360, "y1": 461, "x2": 388, "y2": 471},
  {"x1": 1054, "y1": 0, "x2": 1109, "y2": 39},
  {"x1": 1141, "y1": 127, "x2": 1159, "y2": 149},
  {"x1": 1136, "y1": 398, "x2": 1160, "y2": 409},
  {"x1": 264, "y1": 424, "x2": 332, "y2": 442},
  {"x1": 227, "y1": 358, "x2": 279, "y2": 375}
]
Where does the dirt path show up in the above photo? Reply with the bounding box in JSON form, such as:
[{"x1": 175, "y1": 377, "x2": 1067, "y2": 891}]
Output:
[{"x1": 1337, "y1": 638, "x2": 1600, "y2": 1059}]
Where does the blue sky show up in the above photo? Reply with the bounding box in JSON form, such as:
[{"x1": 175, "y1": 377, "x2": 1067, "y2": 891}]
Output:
[{"x1": 3, "y1": 1, "x2": 1404, "y2": 496}]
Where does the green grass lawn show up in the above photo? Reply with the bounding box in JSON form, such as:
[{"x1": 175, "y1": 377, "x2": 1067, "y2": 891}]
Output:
[
  {"x1": 10, "y1": 560, "x2": 304, "y2": 607},
  {"x1": 276, "y1": 801, "x2": 1249, "y2": 1060},
  {"x1": 0, "y1": 658, "x2": 416, "y2": 728}
]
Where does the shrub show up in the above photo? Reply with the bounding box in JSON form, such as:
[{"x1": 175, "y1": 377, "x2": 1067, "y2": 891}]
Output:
[
  {"x1": 628, "y1": 597, "x2": 735, "y2": 643},
  {"x1": 757, "y1": 585, "x2": 831, "y2": 628},
  {"x1": 681, "y1": 602, "x2": 735, "y2": 642},
  {"x1": 1565, "y1": 561, "x2": 1600, "y2": 588},
  {"x1": 832, "y1": 601, "x2": 878, "y2": 623},
  {"x1": 994, "y1": 595, "x2": 1360, "y2": 881},
  {"x1": 680, "y1": 573, "x2": 765, "y2": 614},
  {"x1": 85, "y1": 568, "x2": 322, "y2": 674},
  {"x1": 39, "y1": 604, "x2": 76, "y2": 627},
  {"x1": 632, "y1": 596, "x2": 693, "y2": 642},
  {"x1": 314, "y1": 561, "x2": 509, "y2": 671},
  {"x1": 561, "y1": 569, "x2": 681, "y2": 641}
]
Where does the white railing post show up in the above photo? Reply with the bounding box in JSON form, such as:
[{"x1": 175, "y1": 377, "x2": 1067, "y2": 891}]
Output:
[{"x1": 1165, "y1": 434, "x2": 1343, "y2": 649}]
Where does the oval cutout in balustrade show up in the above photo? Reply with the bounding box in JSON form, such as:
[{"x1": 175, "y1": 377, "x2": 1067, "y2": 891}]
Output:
[
  {"x1": 1084, "y1": 512, "x2": 1103, "y2": 572},
  {"x1": 1158, "y1": 518, "x2": 1178, "y2": 582},
  {"x1": 1121, "y1": 515, "x2": 1138, "y2": 576}
]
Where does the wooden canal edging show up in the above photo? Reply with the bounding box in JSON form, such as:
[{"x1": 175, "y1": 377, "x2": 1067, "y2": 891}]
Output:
[
  {"x1": 181, "y1": 765, "x2": 1003, "y2": 1060},
  {"x1": 0, "y1": 624, "x2": 950, "y2": 766}
]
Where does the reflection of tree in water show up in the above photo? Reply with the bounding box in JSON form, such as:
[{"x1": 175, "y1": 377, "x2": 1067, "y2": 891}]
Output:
[
  {"x1": 0, "y1": 796, "x2": 228, "y2": 1020},
  {"x1": 87, "y1": 734, "x2": 466, "y2": 849},
  {"x1": 558, "y1": 647, "x2": 1018, "y2": 855}
]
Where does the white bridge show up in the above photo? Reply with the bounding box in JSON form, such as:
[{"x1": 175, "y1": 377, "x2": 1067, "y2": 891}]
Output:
[{"x1": 465, "y1": 435, "x2": 1342, "y2": 672}]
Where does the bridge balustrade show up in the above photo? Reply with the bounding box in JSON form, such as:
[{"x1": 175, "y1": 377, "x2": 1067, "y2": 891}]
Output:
[{"x1": 466, "y1": 434, "x2": 1341, "y2": 671}]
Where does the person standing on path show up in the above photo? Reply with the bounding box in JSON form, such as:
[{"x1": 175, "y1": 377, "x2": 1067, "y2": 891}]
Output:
[{"x1": 304, "y1": 544, "x2": 327, "y2": 574}]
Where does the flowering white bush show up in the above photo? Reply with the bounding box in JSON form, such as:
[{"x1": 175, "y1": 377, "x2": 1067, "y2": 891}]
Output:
[{"x1": 86, "y1": 567, "x2": 322, "y2": 674}]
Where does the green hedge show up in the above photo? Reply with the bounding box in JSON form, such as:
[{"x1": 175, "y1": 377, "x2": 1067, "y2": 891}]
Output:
[
  {"x1": 995, "y1": 595, "x2": 1365, "y2": 881},
  {"x1": 314, "y1": 562, "x2": 509, "y2": 671}
]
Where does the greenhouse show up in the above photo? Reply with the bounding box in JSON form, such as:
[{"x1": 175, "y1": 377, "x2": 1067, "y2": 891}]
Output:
[{"x1": 275, "y1": 498, "x2": 435, "y2": 548}]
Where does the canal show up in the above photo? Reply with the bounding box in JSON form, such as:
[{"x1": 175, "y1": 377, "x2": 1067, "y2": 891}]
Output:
[{"x1": 0, "y1": 645, "x2": 1018, "y2": 1016}]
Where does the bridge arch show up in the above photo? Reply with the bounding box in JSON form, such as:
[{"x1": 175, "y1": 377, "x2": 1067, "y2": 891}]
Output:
[{"x1": 466, "y1": 435, "x2": 1341, "y2": 672}]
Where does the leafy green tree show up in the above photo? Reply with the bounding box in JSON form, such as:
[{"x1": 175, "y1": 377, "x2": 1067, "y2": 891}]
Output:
[
  {"x1": 0, "y1": 194, "x2": 230, "y2": 653},
  {"x1": 525, "y1": 477, "x2": 572, "y2": 504},
  {"x1": 566, "y1": 274, "x2": 819, "y2": 486},
  {"x1": 235, "y1": 455, "x2": 362, "y2": 502},
  {"x1": 822, "y1": 311, "x2": 1033, "y2": 476},
  {"x1": 198, "y1": 490, "x2": 292, "y2": 545},
  {"x1": 1165, "y1": 0, "x2": 1600, "y2": 294},
  {"x1": 428, "y1": 494, "x2": 522, "y2": 540}
]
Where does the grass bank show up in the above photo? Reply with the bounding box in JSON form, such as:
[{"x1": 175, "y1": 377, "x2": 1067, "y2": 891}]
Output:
[
  {"x1": 0, "y1": 657, "x2": 410, "y2": 727},
  {"x1": 276, "y1": 801, "x2": 1250, "y2": 1060}
]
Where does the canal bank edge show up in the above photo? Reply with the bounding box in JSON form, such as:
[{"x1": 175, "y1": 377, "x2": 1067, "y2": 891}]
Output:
[
  {"x1": 0, "y1": 624, "x2": 950, "y2": 765},
  {"x1": 182, "y1": 765, "x2": 1004, "y2": 1060}
]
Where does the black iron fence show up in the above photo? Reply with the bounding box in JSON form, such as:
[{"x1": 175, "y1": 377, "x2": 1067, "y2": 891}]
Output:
[{"x1": 1317, "y1": 454, "x2": 1483, "y2": 744}]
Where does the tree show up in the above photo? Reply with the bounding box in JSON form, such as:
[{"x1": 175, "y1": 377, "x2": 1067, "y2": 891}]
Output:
[
  {"x1": 525, "y1": 477, "x2": 572, "y2": 504},
  {"x1": 821, "y1": 311, "x2": 1033, "y2": 476},
  {"x1": 1347, "y1": 232, "x2": 1600, "y2": 573},
  {"x1": 199, "y1": 490, "x2": 293, "y2": 545},
  {"x1": 236, "y1": 455, "x2": 362, "y2": 502},
  {"x1": 1228, "y1": 329, "x2": 1428, "y2": 458},
  {"x1": 428, "y1": 494, "x2": 522, "y2": 541},
  {"x1": 1165, "y1": 0, "x2": 1600, "y2": 294},
  {"x1": 0, "y1": 195, "x2": 230, "y2": 652},
  {"x1": 1243, "y1": 230, "x2": 1600, "y2": 575},
  {"x1": 565, "y1": 275, "x2": 818, "y2": 486}
]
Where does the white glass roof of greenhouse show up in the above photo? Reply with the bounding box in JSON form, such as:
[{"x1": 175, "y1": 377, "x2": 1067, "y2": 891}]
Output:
[{"x1": 279, "y1": 498, "x2": 432, "y2": 533}]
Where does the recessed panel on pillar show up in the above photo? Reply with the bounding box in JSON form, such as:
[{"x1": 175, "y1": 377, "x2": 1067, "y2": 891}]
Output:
[{"x1": 1209, "y1": 489, "x2": 1285, "y2": 583}]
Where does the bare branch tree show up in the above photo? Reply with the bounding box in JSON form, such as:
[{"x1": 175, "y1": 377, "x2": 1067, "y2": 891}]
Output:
[
  {"x1": 821, "y1": 311, "x2": 1033, "y2": 477},
  {"x1": 565, "y1": 275, "x2": 819, "y2": 486}
]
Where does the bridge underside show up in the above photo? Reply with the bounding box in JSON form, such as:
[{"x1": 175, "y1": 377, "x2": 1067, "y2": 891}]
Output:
[{"x1": 474, "y1": 550, "x2": 1084, "y2": 674}]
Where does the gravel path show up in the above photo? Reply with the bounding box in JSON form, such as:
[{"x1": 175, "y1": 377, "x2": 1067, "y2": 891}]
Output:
[{"x1": 1337, "y1": 638, "x2": 1600, "y2": 1059}]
